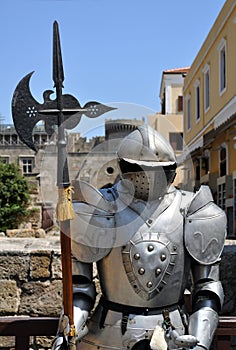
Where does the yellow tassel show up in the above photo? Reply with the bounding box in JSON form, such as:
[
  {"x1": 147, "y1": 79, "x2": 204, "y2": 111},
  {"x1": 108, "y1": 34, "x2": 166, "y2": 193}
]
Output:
[
  {"x1": 68, "y1": 324, "x2": 78, "y2": 337},
  {"x1": 56, "y1": 186, "x2": 75, "y2": 221}
]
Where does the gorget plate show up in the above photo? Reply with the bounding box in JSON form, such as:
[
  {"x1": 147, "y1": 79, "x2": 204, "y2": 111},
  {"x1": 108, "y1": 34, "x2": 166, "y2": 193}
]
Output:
[{"x1": 122, "y1": 232, "x2": 178, "y2": 300}]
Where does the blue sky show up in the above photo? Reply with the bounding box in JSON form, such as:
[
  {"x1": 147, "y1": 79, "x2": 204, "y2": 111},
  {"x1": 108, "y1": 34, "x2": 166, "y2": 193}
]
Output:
[{"x1": 0, "y1": 0, "x2": 226, "y2": 136}]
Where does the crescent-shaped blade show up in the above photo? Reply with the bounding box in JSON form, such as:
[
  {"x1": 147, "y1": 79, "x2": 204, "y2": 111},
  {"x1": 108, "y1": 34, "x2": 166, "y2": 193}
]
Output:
[{"x1": 12, "y1": 72, "x2": 43, "y2": 152}]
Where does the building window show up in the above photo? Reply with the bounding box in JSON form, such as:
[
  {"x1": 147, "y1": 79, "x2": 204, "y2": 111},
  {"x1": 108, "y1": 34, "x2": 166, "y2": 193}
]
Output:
[
  {"x1": 186, "y1": 94, "x2": 191, "y2": 131},
  {"x1": 217, "y1": 175, "x2": 231, "y2": 213},
  {"x1": 194, "y1": 80, "x2": 200, "y2": 122},
  {"x1": 19, "y1": 157, "x2": 35, "y2": 174},
  {"x1": 161, "y1": 92, "x2": 166, "y2": 114},
  {"x1": 177, "y1": 96, "x2": 183, "y2": 112},
  {"x1": 202, "y1": 149, "x2": 210, "y2": 175},
  {"x1": 218, "y1": 182, "x2": 226, "y2": 210},
  {"x1": 219, "y1": 144, "x2": 228, "y2": 177},
  {"x1": 195, "y1": 158, "x2": 201, "y2": 181},
  {"x1": 169, "y1": 132, "x2": 183, "y2": 151},
  {"x1": 0, "y1": 156, "x2": 10, "y2": 164},
  {"x1": 218, "y1": 38, "x2": 226, "y2": 94},
  {"x1": 203, "y1": 64, "x2": 210, "y2": 112}
]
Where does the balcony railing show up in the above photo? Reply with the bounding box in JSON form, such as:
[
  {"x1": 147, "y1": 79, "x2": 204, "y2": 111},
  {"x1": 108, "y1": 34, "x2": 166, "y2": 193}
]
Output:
[{"x1": 0, "y1": 316, "x2": 58, "y2": 349}]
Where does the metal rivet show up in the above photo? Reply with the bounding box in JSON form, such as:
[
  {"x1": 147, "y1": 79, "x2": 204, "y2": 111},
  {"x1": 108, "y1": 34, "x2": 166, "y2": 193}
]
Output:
[
  {"x1": 138, "y1": 267, "x2": 145, "y2": 275},
  {"x1": 160, "y1": 254, "x2": 166, "y2": 261},
  {"x1": 134, "y1": 253, "x2": 140, "y2": 260},
  {"x1": 147, "y1": 245, "x2": 154, "y2": 252},
  {"x1": 147, "y1": 219, "x2": 152, "y2": 225},
  {"x1": 147, "y1": 281, "x2": 153, "y2": 288},
  {"x1": 156, "y1": 268, "x2": 162, "y2": 276}
]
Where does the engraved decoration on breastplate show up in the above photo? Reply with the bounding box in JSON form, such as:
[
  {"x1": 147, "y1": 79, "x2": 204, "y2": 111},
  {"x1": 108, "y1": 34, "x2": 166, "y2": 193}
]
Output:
[{"x1": 122, "y1": 232, "x2": 178, "y2": 300}]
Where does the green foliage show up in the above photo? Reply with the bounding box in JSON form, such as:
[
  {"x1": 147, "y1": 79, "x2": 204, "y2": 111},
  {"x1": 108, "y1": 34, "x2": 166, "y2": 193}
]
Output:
[{"x1": 0, "y1": 162, "x2": 30, "y2": 231}]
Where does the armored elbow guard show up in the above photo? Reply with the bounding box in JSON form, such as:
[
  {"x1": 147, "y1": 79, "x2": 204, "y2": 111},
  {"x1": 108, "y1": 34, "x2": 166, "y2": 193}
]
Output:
[
  {"x1": 192, "y1": 280, "x2": 224, "y2": 312},
  {"x1": 72, "y1": 258, "x2": 96, "y2": 311},
  {"x1": 73, "y1": 282, "x2": 96, "y2": 311}
]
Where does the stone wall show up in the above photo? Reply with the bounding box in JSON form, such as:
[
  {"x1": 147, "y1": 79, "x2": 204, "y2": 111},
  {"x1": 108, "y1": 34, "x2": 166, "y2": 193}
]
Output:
[
  {"x1": 220, "y1": 241, "x2": 236, "y2": 315},
  {"x1": 0, "y1": 236, "x2": 62, "y2": 349},
  {"x1": 0, "y1": 237, "x2": 236, "y2": 349}
]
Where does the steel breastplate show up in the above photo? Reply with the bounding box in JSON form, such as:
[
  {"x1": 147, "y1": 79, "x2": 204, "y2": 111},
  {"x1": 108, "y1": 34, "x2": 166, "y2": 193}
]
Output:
[{"x1": 98, "y1": 190, "x2": 190, "y2": 307}]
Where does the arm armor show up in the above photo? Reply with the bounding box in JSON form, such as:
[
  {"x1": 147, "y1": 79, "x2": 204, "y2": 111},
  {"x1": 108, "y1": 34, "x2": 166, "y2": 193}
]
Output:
[
  {"x1": 185, "y1": 186, "x2": 226, "y2": 350},
  {"x1": 191, "y1": 264, "x2": 224, "y2": 312},
  {"x1": 52, "y1": 259, "x2": 96, "y2": 345},
  {"x1": 72, "y1": 258, "x2": 96, "y2": 312},
  {"x1": 188, "y1": 264, "x2": 224, "y2": 350},
  {"x1": 71, "y1": 256, "x2": 97, "y2": 340}
]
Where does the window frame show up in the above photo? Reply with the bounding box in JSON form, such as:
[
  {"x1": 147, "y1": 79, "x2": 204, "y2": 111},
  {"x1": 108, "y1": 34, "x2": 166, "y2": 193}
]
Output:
[
  {"x1": 194, "y1": 79, "x2": 201, "y2": 123},
  {"x1": 202, "y1": 149, "x2": 210, "y2": 175},
  {"x1": 0, "y1": 156, "x2": 10, "y2": 164},
  {"x1": 203, "y1": 64, "x2": 210, "y2": 113},
  {"x1": 19, "y1": 156, "x2": 35, "y2": 175},
  {"x1": 218, "y1": 38, "x2": 227, "y2": 95},
  {"x1": 177, "y1": 95, "x2": 183, "y2": 112},
  {"x1": 219, "y1": 143, "x2": 228, "y2": 177},
  {"x1": 186, "y1": 94, "x2": 191, "y2": 131}
]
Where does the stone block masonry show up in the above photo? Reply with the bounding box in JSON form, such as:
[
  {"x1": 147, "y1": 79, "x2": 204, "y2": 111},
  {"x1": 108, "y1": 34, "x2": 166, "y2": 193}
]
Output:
[{"x1": 0, "y1": 236, "x2": 62, "y2": 349}]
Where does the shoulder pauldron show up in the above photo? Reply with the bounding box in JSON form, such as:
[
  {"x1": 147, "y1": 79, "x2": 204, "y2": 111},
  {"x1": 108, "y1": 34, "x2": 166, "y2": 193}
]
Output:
[
  {"x1": 71, "y1": 181, "x2": 116, "y2": 263},
  {"x1": 184, "y1": 186, "x2": 226, "y2": 265}
]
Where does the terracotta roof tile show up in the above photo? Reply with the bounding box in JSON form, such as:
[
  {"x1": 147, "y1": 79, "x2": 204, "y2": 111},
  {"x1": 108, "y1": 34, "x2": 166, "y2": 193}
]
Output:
[{"x1": 163, "y1": 67, "x2": 190, "y2": 74}]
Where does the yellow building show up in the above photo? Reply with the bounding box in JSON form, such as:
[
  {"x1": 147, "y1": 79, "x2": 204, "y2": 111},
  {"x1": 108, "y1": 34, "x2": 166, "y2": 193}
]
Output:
[
  {"x1": 148, "y1": 67, "x2": 189, "y2": 188},
  {"x1": 183, "y1": 0, "x2": 236, "y2": 236}
]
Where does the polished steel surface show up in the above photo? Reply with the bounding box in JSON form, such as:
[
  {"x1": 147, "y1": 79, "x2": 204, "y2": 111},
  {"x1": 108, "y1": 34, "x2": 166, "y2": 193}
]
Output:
[{"x1": 71, "y1": 128, "x2": 226, "y2": 350}]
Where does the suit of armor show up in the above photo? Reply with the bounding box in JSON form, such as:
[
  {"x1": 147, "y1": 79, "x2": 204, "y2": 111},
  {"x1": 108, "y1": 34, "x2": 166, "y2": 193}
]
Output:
[{"x1": 69, "y1": 125, "x2": 226, "y2": 350}]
